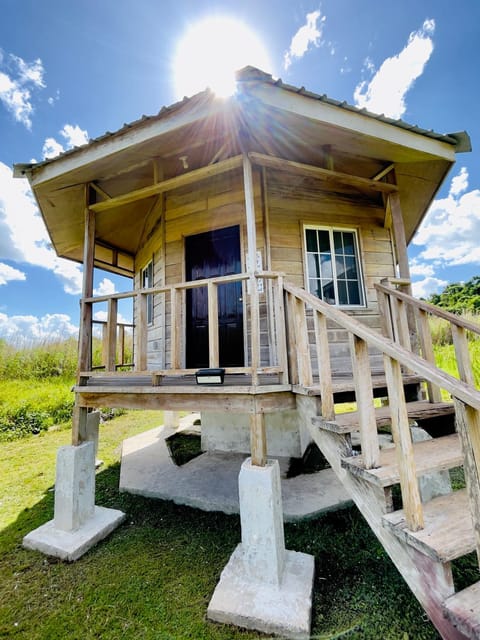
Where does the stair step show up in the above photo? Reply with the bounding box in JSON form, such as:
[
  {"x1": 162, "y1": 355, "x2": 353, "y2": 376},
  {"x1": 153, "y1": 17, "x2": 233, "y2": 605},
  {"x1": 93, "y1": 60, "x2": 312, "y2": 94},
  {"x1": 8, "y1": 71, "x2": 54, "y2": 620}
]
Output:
[
  {"x1": 313, "y1": 400, "x2": 455, "y2": 435},
  {"x1": 443, "y1": 582, "x2": 480, "y2": 639},
  {"x1": 382, "y1": 489, "x2": 475, "y2": 562},
  {"x1": 341, "y1": 433, "x2": 462, "y2": 487}
]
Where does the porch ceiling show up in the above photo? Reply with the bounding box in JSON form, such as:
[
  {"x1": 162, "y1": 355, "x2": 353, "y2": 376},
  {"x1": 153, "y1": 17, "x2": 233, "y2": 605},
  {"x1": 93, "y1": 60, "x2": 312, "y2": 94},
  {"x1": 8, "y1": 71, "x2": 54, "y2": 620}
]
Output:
[{"x1": 16, "y1": 69, "x2": 464, "y2": 275}]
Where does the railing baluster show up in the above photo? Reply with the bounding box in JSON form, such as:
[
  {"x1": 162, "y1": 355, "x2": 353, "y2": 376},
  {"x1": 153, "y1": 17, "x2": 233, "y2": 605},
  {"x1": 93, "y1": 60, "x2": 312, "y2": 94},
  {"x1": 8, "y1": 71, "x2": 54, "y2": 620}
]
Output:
[
  {"x1": 208, "y1": 281, "x2": 219, "y2": 368},
  {"x1": 415, "y1": 308, "x2": 442, "y2": 402},
  {"x1": 250, "y1": 276, "x2": 260, "y2": 385},
  {"x1": 452, "y1": 324, "x2": 475, "y2": 386},
  {"x1": 106, "y1": 298, "x2": 118, "y2": 372},
  {"x1": 391, "y1": 297, "x2": 411, "y2": 352},
  {"x1": 285, "y1": 292, "x2": 299, "y2": 385},
  {"x1": 350, "y1": 334, "x2": 379, "y2": 469},
  {"x1": 377, "y1": 287, "x2": 394, "y2": 340},
  {"x1": 384, "y1": 355, "x2": 424, "y2": 531},
  {"x1": 118, "y1": 324, "x2": 125, "y2": 367},
  {"x1": 313, "y1": 311, "x2": 334, "y2": 420},
  {"x1": 453, "y1": 399, "x2": 480, "y2": 568},
  {"x1": 170, "y1": 287, "x2": 182, "y2": 370}
]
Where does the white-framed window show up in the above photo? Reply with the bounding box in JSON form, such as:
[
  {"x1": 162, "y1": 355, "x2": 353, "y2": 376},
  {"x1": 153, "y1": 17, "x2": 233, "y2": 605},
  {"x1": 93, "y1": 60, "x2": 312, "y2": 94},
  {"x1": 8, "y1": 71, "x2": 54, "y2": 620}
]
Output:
[
  {"x1": 304, "y1": 226, "x2": 365, "y2": 306},
  {"x1": 141, "y1": 260, "x2": 154, "y2": 325}
]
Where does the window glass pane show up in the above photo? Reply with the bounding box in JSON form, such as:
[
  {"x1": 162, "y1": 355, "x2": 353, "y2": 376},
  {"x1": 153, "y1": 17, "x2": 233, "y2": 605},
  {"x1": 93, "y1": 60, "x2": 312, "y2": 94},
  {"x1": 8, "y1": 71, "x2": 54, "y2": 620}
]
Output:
[
  {"x1": 348, "y1": 281, "x2": 361, "y2": 305},
  {"x1": 322, "y1": 280, "x2": 335, "y2": 304},
  {"x1": 345, "y1": 256, "x2": 357, "y2": 279},
  {"x1": 336, "y1": 256, "x2": 346, "y2": 278},
  {"x1": 307, "y1": 253, "x2": 320, "y2": 278},
  {"x1": 342, "y1": 232, "x2": 355, "y2": 255},
  {"x1": 309, "y1": 278, "x2": 321, "y2": 299},
  {"x1": 306, "y1": 229, "x2": 318, "y2": 252},
  {"x1": 333, "y1": 231, "x2": 343, "y2": 253},
  {"x1": 337, "y1": 280, "x2": 348, "y2": 305},
  {"x1": 318, "y1": 230, "x2": 330, "y2": 253},
  {"x1": 320, "y1": 252, "x2": 332, "y2": 279}
]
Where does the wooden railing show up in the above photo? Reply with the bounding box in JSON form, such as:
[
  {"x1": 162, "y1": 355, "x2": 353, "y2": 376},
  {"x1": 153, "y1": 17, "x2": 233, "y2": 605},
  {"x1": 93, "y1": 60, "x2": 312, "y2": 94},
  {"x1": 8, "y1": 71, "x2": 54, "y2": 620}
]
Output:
[
  {"x1": 80, "y1": 272, "x2": 289, "y2": 385},
  {"x1": 375, "y1": 282, "x2": 480, "y2": 400},
  {"x1": 282, "y1": 282, "x2": 480, "y2": 565},
  {"x1": 91, "y1": 319, "x2": 134, "y2": 370}
]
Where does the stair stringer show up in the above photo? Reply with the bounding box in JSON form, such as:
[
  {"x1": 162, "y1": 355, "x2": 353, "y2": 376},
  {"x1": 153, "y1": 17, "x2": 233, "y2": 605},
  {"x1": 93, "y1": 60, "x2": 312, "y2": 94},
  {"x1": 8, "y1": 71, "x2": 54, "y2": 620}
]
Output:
[{"x1": 297, "y1": 395, "x2": 470, "y2": 640}]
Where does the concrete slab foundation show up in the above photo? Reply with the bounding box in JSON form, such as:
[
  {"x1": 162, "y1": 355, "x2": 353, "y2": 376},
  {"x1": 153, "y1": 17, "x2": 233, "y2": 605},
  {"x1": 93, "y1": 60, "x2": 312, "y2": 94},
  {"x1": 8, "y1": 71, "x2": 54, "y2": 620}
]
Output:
[
  {"x1": 120, "y1": 425, "x2": 352, "y2": 521},
  {"x1": 23, "y1": 506, "x2": 126, "y2": 561}
]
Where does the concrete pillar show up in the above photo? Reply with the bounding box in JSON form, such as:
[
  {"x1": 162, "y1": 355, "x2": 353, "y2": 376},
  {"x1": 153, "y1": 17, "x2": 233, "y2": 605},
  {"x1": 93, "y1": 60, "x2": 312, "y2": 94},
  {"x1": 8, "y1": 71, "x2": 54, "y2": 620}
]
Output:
[
  {"x1": 54, "y1": 442, "x2": 95, "y2": 532},
  {"x1": 164, "y1": 410, "x2": 180, "y2": 429},
  {"x1": 239, "y1": 458, "x2": 286, "y2": 585}
]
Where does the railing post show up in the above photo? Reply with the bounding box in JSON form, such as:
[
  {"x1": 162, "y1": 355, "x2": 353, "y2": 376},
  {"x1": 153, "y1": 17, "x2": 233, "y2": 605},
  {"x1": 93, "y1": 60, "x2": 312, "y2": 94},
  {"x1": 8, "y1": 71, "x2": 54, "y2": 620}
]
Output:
[
  {"x1": 285, "y1": 292, "x2": 299, "y2": 385},
  {"x1": 313, "y1": 311, "x2": 334, "y2": 420},
  {"x1": 135, "y1": 293, "x2": 147, "y2": 371},
  {"x1": 349, "y1": 334, "x2": 380, "y2": 469},
  {"x1": 453, "y1": 399, "x2": 480, "y2": 568},
  {"x1": 377, "y1": 286, "x2": 394, "y2": 340},
  {"x1": 415, "y1": 308, "x2": 442, "y2": 403},
  {"x1": 275, "y1": 276, "x2": 289, "y2": 384},
  {"x1": 106, "y1": 298, "x2": 118, "y2": 372},
  {"x1": 384, "y1": 355, "x2": 424, "y2": 531},
  {"x1": 452, "y1": 325, "x2": 475, "y2": 386},
  {"x1": 118, "y1": 324, "x2": 125, "y2": 367},
  {"x1": 293, "y1": 296, "x2": 313, "y2": 387},
  {"x1": 208, "y1": 281, "x2": 219, "y2": 368},
  {"x1": 170, "y1": 287, "x2": 182, "y2": 370}
]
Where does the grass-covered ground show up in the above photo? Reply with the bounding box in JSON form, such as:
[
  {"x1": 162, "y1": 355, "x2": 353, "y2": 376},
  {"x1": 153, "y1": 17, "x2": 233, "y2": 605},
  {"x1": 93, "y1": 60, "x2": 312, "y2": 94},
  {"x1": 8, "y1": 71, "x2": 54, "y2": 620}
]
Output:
[{"x1": 1, "y1": 410, "x2": 450, "y2": 640}]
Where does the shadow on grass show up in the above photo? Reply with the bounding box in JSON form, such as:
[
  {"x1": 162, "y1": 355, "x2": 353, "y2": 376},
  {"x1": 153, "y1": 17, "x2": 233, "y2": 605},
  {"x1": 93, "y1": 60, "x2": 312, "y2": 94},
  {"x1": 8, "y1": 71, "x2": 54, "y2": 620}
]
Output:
[{"x1": 0, "y1": 462, "x2": 446, "y2": 640}]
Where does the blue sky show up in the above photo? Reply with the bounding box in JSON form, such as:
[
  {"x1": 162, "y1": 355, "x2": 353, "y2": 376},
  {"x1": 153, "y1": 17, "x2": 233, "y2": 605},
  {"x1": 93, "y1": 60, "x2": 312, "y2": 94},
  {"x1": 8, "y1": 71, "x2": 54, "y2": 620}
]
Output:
[{"x1": 1, "y1": 0, "x2": 479, "y2": 342}]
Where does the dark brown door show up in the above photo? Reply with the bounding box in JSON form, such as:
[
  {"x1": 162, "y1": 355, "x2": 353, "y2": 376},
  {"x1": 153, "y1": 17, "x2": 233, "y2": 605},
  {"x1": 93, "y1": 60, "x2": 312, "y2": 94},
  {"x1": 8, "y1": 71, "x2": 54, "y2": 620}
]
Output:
[{"x1": 185, "y1": 226, "x2": 244, "y2": 368}]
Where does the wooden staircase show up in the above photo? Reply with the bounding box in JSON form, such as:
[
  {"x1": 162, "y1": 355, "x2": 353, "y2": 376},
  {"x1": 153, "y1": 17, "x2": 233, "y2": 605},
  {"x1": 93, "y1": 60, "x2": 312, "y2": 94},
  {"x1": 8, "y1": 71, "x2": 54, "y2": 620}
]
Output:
[{"x1": 282, "y1": 281, "x2": 480, "y2": 639}]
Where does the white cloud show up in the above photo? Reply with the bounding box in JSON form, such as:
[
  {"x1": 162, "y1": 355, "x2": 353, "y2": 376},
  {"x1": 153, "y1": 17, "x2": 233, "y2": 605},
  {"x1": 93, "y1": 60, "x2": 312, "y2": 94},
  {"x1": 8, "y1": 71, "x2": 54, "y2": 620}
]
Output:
[
  {"x1": 412, "y1": 167, "x2": 480, "y2": 268},
  {"x1": 409, "y1": 260, "x2": 434, "y2": 277},
  {"x1": 94, "y1": 278, "x2": 116, "y2": 296},
  {"x1": 0, "y1": 52, "x2": 45, "y2": 128},
  {"x1": 353, "y1": 19, "x2": 435, "y2": 119},
  {"x1": 0, "y1": 161, "x2": 83, "y2": 294},
  {"x1": 0, "y1": 312, "x2": 78, "y2": 343},
  {"x1": 42, "y1": 123, "x2": 89, "y2": 159},
  {"x1": 412, "y1": 276, "x2": 448, "y2": 299},
  {"x1": 0, "y1": 262, "x2": 26, "y2": 285},
  {"x1": 284, "y1": 10, "x2": 325, "y2": 70}
]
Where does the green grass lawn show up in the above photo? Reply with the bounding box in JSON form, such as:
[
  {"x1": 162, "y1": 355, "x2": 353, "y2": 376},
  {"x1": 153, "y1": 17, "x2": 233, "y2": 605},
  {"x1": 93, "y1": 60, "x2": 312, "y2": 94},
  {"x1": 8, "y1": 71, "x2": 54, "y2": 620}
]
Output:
[{"x1": 0, "y1": 411, "x2": 449, "y2": 640}]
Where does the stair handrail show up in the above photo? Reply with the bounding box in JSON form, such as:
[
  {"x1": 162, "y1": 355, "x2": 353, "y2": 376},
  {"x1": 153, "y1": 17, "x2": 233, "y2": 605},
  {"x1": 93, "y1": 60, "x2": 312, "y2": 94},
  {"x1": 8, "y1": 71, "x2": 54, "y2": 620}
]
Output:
[{"x1": 283, "y1": 281, "x2": 480, "y2": 545}]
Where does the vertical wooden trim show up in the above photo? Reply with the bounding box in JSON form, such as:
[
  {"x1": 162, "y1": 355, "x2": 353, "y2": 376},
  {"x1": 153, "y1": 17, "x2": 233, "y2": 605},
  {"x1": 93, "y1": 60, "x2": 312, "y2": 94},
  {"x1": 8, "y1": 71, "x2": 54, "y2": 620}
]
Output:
[
  {"x1": 452, "y1": 325, "x2": 475, "y2": 386},
  {"x1": 250, "y1": 407, "x2": 267, "y2": 467},
  {"x1": 243, "y1": 154, "x2": 260, "y2": 384},
  {"x1": 384, "y1": 355, "x2": 424, "y2": 531},
  {"x1": 349, "y1": 334, "x2": 379, "y2": 469},
  {"x1": 454, "y1": 399, "x2": 480, "y2": 567},
  {"x1": 416, "y1": 308, "x2": 442, "y2": 403},
  {"x1": 208, "y1": 281, "x2": 219, "y2": 368},
  {"x1": 135, "y1": 293, "x2": 148, "y2": 371},
  {"x1": 313, "y1": 311, "x2": 334, "y2": 420},
  {"x1": 106, "y1": 298, "x2": 118, "y2": 372},
  {"x1": 78, "y1": 201, "x2": 95, "y2": 376}
]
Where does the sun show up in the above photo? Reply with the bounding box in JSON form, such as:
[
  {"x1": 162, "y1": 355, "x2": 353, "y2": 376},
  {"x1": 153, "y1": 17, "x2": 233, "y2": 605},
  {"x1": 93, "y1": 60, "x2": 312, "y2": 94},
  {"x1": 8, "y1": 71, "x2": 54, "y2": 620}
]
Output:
[{"x1": 173, "y1": 16, "x2": 272, "y2": 99}]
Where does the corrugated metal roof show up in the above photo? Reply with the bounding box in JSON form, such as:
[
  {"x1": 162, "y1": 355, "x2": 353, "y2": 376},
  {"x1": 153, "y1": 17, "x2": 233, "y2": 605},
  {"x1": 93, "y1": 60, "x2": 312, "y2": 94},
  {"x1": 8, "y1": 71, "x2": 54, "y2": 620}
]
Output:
[{"x1": 14, "y1": 66, "x2": 469, "y2": 175}]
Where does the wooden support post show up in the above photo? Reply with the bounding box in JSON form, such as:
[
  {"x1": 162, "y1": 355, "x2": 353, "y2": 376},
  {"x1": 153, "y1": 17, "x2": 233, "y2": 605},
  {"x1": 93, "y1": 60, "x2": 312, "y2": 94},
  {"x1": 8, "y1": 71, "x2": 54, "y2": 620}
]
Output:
[
  {"x1": 388, "y1": 192, "x2": 412, "y2": 289},
  {"x1": 72, "y1": 404, "x2": 88, "y2": 446},
  {"x1": 349, "y1": 334, "x2": 380, "y2": 469},
  {"x1": 275, "y1": 276, "x2": 289, "y2": 385},
  {"x1": 135, "y1": 293, "x2": 148, "y2": 371},
  {"x1": 101, "y1": 323, "x2": 108, "y2": 368},
  {"x1": 293, "y1": 296, "x2": 313, "y2": 387},
  {"x1": 454, "y1": 399, "x2": 480, "y2": 568},
  {"x1": 250, "y1": 405, "x2": 267, "y2": 467},
  {"x1": 208, "y1": 281, "x2": 219, "y2": 368},
  {"x1": 452, "y1": 325, "x2": 475, "y2": 386},
  {"x1": 118, "y1": 324, "x2": 125, "y2": 367},
  {"x1": 384, "y1": 355, "x2": 424, "y2": 531},
  {"x1": 106, "y1": 298, "x2": 118, "y2": 372},
  {"x1": 416, "y1": 308, "x2": 442, "y2": 403},
  {"x1": 313, "y1": 311, "x2": 334, "y2": 420},
  {"x1": 243, "y1": 154, "x2": 260, "y2": 385}
]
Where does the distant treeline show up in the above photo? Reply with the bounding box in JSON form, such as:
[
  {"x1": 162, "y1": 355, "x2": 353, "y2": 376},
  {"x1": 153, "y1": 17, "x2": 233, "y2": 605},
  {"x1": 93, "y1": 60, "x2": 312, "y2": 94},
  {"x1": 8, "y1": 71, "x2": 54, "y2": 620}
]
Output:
[{"x1": 428, "y1": 275, "x2": 480, "y2": 314}]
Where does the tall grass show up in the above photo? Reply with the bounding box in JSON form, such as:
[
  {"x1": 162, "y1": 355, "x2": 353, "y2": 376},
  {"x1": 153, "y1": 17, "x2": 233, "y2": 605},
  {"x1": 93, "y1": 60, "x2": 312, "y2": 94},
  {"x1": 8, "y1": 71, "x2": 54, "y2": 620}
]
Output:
[{"x1": 0, "y1": 336, "x2": 78, "y2": 380}]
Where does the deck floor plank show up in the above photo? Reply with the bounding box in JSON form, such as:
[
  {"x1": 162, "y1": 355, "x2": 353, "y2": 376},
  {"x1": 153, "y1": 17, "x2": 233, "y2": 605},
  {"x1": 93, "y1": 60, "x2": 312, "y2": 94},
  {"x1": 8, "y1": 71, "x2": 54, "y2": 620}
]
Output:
[{"x1": 443, "y1": 582, "x2": 480, "y2": 639}]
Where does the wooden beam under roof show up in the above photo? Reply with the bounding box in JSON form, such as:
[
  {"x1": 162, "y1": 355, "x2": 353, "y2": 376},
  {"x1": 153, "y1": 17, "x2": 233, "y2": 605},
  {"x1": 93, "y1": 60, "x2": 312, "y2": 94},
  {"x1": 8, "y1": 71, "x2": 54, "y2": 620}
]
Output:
[
  {"x1": 89, "y1": 154, "x2": 243, "y2": 213},
  {"x1": 248, "y1": 152, "x2": 398, "y2": 194}
]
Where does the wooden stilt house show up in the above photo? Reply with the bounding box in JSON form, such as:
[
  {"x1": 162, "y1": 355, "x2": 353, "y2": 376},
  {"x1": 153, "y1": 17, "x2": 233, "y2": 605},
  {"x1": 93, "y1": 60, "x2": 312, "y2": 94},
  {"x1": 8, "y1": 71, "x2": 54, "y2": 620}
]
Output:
[{"x1": 15, "y1": 67, "x2": 480, "y2": 638}]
